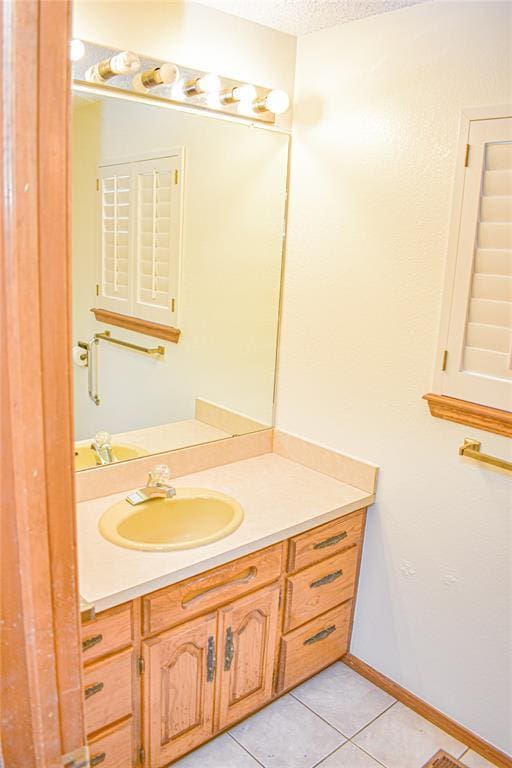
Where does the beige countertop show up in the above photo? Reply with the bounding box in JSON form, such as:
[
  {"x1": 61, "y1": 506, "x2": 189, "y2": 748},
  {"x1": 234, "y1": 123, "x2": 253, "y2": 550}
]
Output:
[{"x1": 76, "y1": 452, "x2": 375, "y2": 613}]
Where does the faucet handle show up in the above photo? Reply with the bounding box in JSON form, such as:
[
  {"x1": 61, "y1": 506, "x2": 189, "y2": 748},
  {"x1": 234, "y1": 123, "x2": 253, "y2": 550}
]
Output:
[
  {"x1": 149, "y1": 464, "x2": 172, "y2": 486},
  {"x1": 94, "y1": 430, "x2": 112, "y2": 448}
]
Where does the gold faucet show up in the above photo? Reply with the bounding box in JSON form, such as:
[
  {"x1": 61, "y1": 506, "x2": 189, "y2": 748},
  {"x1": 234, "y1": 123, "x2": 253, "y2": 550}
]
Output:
[{"x1": 126, "y1": 464, "x2": 177, "y2": 506}]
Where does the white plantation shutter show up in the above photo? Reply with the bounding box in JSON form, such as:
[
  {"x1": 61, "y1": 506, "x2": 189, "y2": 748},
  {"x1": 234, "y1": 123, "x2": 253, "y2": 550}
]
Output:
[
  {"x1": 97, "y1": 152, "x2": 182, "y2": 327},
  {"x1": 98, "y1": 166, "x2": 132, "y2": 313},
  {"x1": 442, "y1": 116, "x2": 512, "y2": 411},
  {"x1": 133, "y1": 157, "x2": 181, "y2": 325}
]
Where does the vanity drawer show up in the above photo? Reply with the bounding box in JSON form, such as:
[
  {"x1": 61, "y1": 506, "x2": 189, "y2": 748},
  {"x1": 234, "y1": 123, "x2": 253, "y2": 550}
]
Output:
[
  {"x1": 84, "y1": 648, "x2": 133, "y2": 736},
  {"x1": 284, "y1": 547, "x2": 359, "y2": 632},
  {"x1": 81, "y1": 603, "x2": 133, "y2": 665},
  {"x1": 277, "y1": 601, "x2": 352, "y2": 692},
  {"x1": 287, "y1": 509, "x2": 365, "y2": 574},
  {"x1": 88, "y1": 718, "x2": 134, "y2": 768},
  {"x1": 143, "y1": 543, "x2": 284, "y2": 636}
]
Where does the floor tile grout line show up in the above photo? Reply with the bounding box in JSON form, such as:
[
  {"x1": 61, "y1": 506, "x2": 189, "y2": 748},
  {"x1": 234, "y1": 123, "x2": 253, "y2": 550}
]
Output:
[
  {"x1": 227, "y1": 730, "x2": 268, "y2": 767},
  {"x1": 310, "y1": 740, "x2": 351, "y2": 768},
  {"x1": 288, "y1": 690, "x2": 352, "y2": 739},
  {"x1": 347, "y1": 738, "x2": 393, "y2": 768},
  {"x1": 349, "y1": 699, "x2": 398, "y2": 741}
]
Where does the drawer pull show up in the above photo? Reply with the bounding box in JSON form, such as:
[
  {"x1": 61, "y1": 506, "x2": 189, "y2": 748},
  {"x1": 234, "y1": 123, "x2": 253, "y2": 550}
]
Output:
[
  {"x1": 314, "y1": 531, "x2": 347, "y2": 550},
  {"x1": 90, "y1": 753, "x2": 106, "y2": 767},
  {"x1": 304, "y1": 625, "x2": 337, "y2": 645},
  {"x1": 84, "y1": 681, "x2": 104, "y2": 700},
  {"x1": 82, "y1": 633, "x2": 103, "y2": 653},
  {"x1": 224, "y1": 627, "x2": 235, "y2": 672},
  {"x1": 182, "y1": 567, "x2": 257, "y2": 608},
  {"x1": 206, "y1": 635, "x2": 216, "y2": 683},
  {"x1": 310, "y1": 570, "x2": 343, "y2": 588}
]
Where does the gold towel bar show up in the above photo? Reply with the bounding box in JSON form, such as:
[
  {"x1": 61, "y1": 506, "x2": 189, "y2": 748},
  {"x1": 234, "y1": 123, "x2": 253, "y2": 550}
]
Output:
[
  {"x1": 459, "y1": 438, "x2": 512, "y2": 473},
  {"x1": 95, "y1": 330, "x2": 165, "y2": 358}
]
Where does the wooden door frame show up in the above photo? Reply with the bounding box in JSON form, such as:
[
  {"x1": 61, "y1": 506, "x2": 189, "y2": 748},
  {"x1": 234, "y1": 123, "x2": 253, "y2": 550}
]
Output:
[{"x1": 1, "y1": 1, "x2": 86, "y2": 765}]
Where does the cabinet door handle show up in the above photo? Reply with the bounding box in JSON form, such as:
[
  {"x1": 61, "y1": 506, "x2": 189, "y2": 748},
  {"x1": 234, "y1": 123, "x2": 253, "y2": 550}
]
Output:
[
  {"x1": 84, "y1": 681, "x2": 104, "y2": 700},
  {"x1": 90, "y1": 753, "x2": 106, "y2": 767},
  {"x1": 224, "y1": 627, "x2": 235, "y2": 672},
  {"x1": 310, "y1": 570, "x2": 343, "y2": 588},
  {"x1": 206, "y1": 636, "x2": 216, "y2": 683},
  {"x1": 314, "y1": 531, "x2": 347, "y2": 550},
  {"x1": 81, "y1": 633, "x2": 103, "y2": 653},
  {"x1": 303, "y1": 625, "x2": 336, "y2": 645}
]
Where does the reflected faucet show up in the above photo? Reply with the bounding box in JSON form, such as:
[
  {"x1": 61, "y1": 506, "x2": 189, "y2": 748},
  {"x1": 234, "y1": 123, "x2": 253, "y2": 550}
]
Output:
[
  {"x1": 126, "y1": 464, "x2": 176, "y2": 506},
  {"x1": 91, "y1": 431, "x2": 114, "y2": 465}
]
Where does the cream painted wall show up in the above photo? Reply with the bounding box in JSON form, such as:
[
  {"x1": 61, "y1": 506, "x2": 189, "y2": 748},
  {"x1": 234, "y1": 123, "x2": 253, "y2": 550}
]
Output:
[
  {"x1": 276, "y1": 1, "x2": 512, "y2": 753},
  {"x1": 72, "y1": 95, "x2": 288, "y2": 440},
  {"x1": 72, "y1": 0, "x2": 296, "y2": 130}
]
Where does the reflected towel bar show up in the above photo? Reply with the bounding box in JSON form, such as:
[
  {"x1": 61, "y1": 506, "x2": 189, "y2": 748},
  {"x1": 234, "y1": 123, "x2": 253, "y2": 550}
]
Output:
[
  {"x1": 459, "y1": 438, "x2": 512, "y2": 472},
  {"x1": 95, "y1": 330, "x2": 165, "y2": 358}
]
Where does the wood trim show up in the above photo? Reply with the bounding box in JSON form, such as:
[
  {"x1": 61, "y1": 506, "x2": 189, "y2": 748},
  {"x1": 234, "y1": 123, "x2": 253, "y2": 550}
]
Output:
[
  {"x1": 343, "y1": 654, "x2": 512, "y2": 768},
  {"x1": 91, "y1": 307, "x2": 181, "y2": 343},
  {"x1": 423, "y1": 393, "x2": 512, "y2": 438},
  {"x1": 1, "y1": 0, "x2": 86, "y2": 764}
]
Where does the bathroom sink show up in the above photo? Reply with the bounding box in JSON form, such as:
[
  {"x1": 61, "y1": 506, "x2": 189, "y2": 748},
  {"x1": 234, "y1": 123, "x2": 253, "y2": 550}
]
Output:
[
  {"x1": 74, "y1": 443, "x2": 149, "y2": 470},
  {"x1": 98, "y1": 488, "x2": 244, "y2": 551}
]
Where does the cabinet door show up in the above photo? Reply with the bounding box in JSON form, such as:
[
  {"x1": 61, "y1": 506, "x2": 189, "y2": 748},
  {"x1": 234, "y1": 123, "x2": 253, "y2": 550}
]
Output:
[
  {"x1": 143, "y1": 612, "x2": 217, "y2": 767},
  {"x1": 216, "y1": 583, "x2": 280, "y2": 731}
]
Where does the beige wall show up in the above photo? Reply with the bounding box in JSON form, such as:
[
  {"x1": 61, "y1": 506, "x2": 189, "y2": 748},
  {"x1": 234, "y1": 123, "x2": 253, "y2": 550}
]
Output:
[
  {"x1": 72, "y1": 0, "x2": 296, "y2": 130},
  {"x1": 276, "y1": 1, "x2": 512, "y2": 752}
]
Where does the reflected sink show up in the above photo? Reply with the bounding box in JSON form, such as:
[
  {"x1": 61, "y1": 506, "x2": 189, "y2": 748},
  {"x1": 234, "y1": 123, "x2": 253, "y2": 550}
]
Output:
[
  {"x1": 98, "y1": 488, "x2": 244, "y2": 551},
  {"x1": 74, "y1": 443, "x2": 149, "y2": 470}
]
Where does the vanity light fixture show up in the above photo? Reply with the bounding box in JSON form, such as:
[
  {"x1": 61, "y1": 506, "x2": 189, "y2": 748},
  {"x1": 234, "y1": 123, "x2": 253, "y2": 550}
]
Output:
[
  {"x1": 220, "y1": 84, "x2": 257, "y2": 106},
  {"x1": 182, "y1": 72, "x2": 221, "y2": 97},
  {"x1": 132, "y1": 63, "x2": 180, "y2": 93},
  {"x1": 253, "y1": 89, "x2": 290, "y2": 115},
  {"x1": 69, "y1": 38, "x2": 85, "y2": 62},
  {"x1": 85, "y1": 50, "x2": 141, "y2": 84}
]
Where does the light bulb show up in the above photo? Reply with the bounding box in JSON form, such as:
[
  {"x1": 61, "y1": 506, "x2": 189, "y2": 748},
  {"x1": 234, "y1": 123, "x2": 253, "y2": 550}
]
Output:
[
  {"x1": 183, "y1": 72, "x2": 221, "y2": 97},
  {"x1": 85, "y1": 50, "x2": 140, "y2": 84},
  {"x1": 69, "y1": 38, "x2": 85, "y2": 62},
  {"x1": 220, "y1": 83, "x2": 257, "y2": 106},
  {"x1": 133, "y1": 62, "x2": 180, "y2": 93},
  {"x1": 265, "y1": 89, "x2": 290, "y2": 115}
]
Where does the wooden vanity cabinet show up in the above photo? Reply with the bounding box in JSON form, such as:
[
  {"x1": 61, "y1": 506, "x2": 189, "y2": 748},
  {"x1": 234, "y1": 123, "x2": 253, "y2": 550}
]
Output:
[{"x1": 81, "y1": 509, "x2": 367, "y2": 767}]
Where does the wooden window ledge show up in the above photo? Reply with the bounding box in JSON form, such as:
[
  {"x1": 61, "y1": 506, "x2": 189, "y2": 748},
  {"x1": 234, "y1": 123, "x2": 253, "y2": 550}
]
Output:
[
  {"x1": 423, "y1": 393, "x2": 512, "y2": 438},
  {"x1": 91, "y1": 308, "x2": 181, "y2": 344}
]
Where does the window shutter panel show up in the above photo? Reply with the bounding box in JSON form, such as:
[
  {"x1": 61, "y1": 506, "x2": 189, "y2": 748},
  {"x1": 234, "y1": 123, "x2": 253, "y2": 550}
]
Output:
[
  {"x1": 443, "y1": 117, "x2": 512, "y2": 410},
  {"x1": 132, "y1": 156, "x2": 181, "y2": 326},
  {"x1": 97, "y1": 166, "x2": 132, "y2": 313}
]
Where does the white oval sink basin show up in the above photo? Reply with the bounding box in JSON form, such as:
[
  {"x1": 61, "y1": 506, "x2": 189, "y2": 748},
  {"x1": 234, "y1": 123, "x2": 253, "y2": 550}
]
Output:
[{"x1": 98, "y1": 488, "x2": 244, "y2": 551}]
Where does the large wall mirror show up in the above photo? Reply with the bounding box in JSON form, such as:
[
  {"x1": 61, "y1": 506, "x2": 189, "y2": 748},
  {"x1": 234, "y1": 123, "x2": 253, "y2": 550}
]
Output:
[{"x1": 72, "y1": 87, "x2": 289, "y2": 470}]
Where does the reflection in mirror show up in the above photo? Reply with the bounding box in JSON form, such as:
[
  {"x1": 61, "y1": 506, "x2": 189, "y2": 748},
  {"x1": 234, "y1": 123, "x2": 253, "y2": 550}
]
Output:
[{"x1": 72, "y1": 88, "x2": 288, "y2": 470}]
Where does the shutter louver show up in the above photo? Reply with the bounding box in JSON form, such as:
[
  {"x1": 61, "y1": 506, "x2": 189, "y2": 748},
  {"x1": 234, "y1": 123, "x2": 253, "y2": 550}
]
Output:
[
  {"x1": 96, "y1": 152, "x2": 182, "y2": 327},
  {"x1": 98, "y1": 168, "x2": 132, "y2": 313},
  {"x1": 441, "y1": 116, "x2": 512, "y2": 411}
]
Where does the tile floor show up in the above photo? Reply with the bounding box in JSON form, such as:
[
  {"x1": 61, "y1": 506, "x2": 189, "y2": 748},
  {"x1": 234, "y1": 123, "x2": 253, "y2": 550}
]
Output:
[{"x1": 172, "y1": 662, "x2": 500, "y2": 768}]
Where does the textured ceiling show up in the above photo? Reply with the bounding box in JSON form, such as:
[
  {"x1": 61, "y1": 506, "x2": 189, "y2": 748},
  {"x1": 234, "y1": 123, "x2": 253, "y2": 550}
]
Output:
[{"x1": 194, "y1": 0, "x2": 428, "y2": 36}]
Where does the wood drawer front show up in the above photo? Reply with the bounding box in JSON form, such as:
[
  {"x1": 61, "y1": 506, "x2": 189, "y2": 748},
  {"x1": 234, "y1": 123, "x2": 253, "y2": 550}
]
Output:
[
  {"x1": 143, "y1": 543, "x2": 284, "y2": 636},
  {"x1": 81, "y1": 603, "x2": 133, "y2": 665},
  {"x1": 84, "y1": 648, "x2": 133, "y2": 736},
  {"x1": 277, "y1": 601, "x2": 352, "y2": 692},
  {"x1": 88, "y1": 719, "x2": 134, "y2": 768},
  {"x1": 288, "y1": 510, "x2": 365, "y2": 574},
  {"x1": 284, "y1": 547, "x2": 359, "y2": 633}
]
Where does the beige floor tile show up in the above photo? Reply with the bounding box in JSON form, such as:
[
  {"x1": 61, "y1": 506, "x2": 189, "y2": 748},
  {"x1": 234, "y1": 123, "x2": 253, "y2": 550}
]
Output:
[
  {"x1": 291, "y1": 662, "x2": 395, "y2": 737},
  {"x1": 170, "y1": 733, "x2": 261, "y2": 767},
  {"x1": 462, "y1": 750, "x2": 503, "y2": 768},
  {"x1": 317, "y1": 741, "x2": 385, "y2": 767},
  {"x1": 230, "y1": 693, "x2": 346, "y2": 768},
  {"x1": 353, "y1": 702, "x2": 466, "y2": 768}
]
